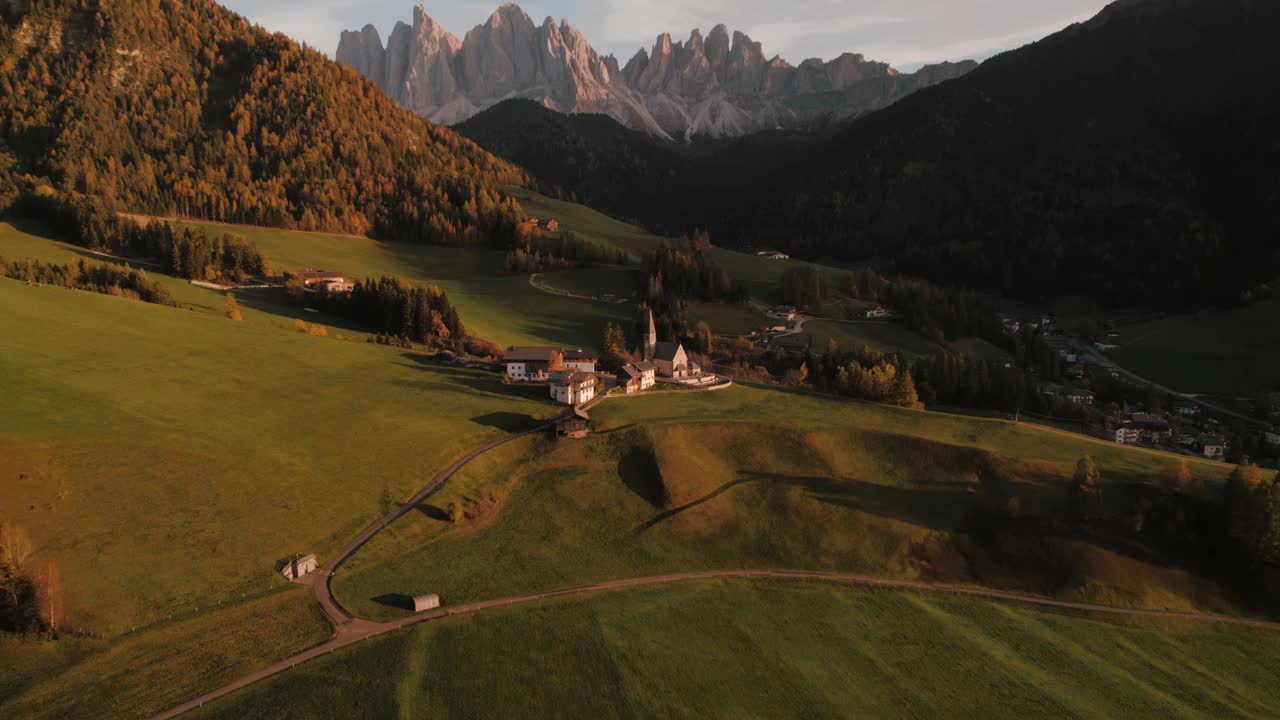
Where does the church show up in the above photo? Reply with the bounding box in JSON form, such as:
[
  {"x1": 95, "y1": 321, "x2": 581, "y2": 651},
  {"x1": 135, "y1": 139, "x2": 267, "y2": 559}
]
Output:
[{"x1": 642, "y1": 309, "x2": 700, "y2": 379}]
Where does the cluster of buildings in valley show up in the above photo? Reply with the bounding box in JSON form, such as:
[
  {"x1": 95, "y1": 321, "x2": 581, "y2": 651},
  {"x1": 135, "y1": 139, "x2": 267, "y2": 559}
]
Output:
[
  {"x1": 503, "y1": 310, "x2": 713, "y2": 410},
  {"x1": 284, "y1": 268, "x2": 354, "y2": 294}
]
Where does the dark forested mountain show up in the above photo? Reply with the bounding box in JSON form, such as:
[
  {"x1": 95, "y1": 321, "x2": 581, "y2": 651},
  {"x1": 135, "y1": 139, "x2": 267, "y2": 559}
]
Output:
[
  {"x1": 460, "y1": 0, "x2": 1280, "y2": 308},
  {"x1": 749, "y1": 0, "x2": 1280, "y2": 307},
  {"x1": 456, "y1": 99, "x2": 828, "y2": 235},
  {"x1": 0, "y1": 0, "x2": 526, "y2": 245},
  {"x1": 455, "y1": 100, "x2": 686, "y2": 219}
]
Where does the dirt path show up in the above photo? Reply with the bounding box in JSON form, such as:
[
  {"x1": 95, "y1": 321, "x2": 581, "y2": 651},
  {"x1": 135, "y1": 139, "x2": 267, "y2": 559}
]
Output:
[
  {"x1": 154, "y1": 566, "x2": 1280, "y2": 718},
  {"x1": 151, "y1": 408, "x2": 1272, "y2": 719}
]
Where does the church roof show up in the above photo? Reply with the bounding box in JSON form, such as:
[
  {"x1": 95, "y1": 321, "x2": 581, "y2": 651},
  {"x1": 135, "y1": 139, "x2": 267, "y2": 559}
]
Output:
[{"x1": 653, "y1": 341, "x2": 685, "y2": 362}]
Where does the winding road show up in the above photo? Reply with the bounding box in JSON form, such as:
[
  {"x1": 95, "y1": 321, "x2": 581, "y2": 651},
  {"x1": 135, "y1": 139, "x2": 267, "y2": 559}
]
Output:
[{"x1": 153, "y1": 419, "x2": 1280, "y2": 719}]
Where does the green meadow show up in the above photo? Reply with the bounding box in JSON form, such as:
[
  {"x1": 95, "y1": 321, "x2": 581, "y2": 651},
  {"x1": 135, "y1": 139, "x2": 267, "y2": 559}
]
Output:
[
  {"x1": 1108, "y1": 298, "x2": 1280, "y2": 396},
  {"x1": 330, "y1": 387, "x2": 1233, "y2": 624},
  {"x1": 193, "y1": 581, "x2": 1280, "y2": 720}
]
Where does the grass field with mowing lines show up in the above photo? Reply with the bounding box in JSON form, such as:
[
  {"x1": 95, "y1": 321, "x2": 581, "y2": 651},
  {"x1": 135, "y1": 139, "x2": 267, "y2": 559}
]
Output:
[
  {"x1": 192, "y1": 581, "x2": 1280, "y2": 720},
  {"x1": 0, "y1": 589, "x2": 328, "y2": 720},
  {"x1": 1107, "y1": 298, "x2": 1280, "y2": 396}
]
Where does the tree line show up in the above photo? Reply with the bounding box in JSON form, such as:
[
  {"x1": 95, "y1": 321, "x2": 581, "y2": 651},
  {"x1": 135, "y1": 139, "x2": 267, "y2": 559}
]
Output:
[
  {"x1": 503, "y1": 228, "x2": 628, "y2": 275},
  {"x1": 1, "y1": 255, "x2": 175, "y2": 306},
  {"x1": 0, "y1": 522, "x2": 61, "y2": 636},
  {"x1": 12, "y1": 187, "x2": 270, "y2": 283}
]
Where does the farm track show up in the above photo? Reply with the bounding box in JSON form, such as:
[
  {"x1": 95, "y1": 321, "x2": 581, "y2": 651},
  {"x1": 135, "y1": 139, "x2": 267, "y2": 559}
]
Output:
[{"x1": 153, "y1": 413, "x2": 1279, "y2": 719}]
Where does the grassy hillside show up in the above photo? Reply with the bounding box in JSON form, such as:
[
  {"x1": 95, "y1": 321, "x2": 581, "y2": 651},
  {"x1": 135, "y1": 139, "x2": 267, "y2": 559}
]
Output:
[
  {"x1": 0, "y1": 589, "x2": 327, "y2": 720},
  {"x1": 1108, "y1": 298, "x2": 1280, "y2": 396},
  {"x1": 193, "y1": 581, "x2": 1280, "y2": 719},
  {"x1": 331, "y1": 389, "x2": 1232, "y2": 623},
  {"x1": 3, "y1": 218, "x2": 628, "y2": 348},
  {"x1": 0, "y1": 278, "x2": 560, "y2": 635}
]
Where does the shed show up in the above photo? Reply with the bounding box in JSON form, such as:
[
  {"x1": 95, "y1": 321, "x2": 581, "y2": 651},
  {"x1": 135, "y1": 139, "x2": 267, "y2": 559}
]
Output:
[
  {"x1": 278, "y1": 553, "x2": 318, "y2": 581},
  {"x1": 413, "y1": 593, "x2": 442, "y2": 612},
  {"x1": 556, "y1": 407, "x2": 591, "y2": 439}
]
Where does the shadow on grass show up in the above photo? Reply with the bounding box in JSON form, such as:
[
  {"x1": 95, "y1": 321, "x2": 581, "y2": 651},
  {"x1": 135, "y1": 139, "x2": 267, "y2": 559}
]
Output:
[
  {"x1": 416, "y1": 504, "x2": 450, "y2": 522},
  {"x1": 470, "y1": 412, "x2": 541, "y2": 432},
  {"x1": 619, "y1": 446, "x2": 669, "y2": 509},
  {"x1": 634, "y1": 472, "x2": 990, "y2": 535},
  {"x1": 371, "y1": 594, "x2": 415, "y2": 611}
]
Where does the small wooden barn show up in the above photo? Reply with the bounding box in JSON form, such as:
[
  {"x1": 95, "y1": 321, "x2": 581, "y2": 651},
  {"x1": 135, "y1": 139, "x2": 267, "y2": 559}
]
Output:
[
  {"x1": 556, "y1": 408, "x2": 591, "y2": 439},
  {"x1": 278, "y1": 553, "x2": 318, "y2": 581},
  {"x1": 413, "y1": 593, "x2": 442, "y2": 612}
]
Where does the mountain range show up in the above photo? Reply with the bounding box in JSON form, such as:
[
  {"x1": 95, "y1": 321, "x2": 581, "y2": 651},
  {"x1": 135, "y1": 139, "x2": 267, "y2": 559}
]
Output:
[
  {"x1": 337, "y1": 3, "x2": 976, "y2": 139},
  {"x1": 456, "y1": 0, "x2": 1280, "y2": 309}
]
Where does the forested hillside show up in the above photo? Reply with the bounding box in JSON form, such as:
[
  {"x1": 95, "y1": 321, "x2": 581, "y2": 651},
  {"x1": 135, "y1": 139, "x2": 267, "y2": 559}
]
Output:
[
  {"x1": 750, "y1": 0, "x2": 1280, "y2": 307},
  {"x1": 459, "y1": 0, "x2": 1280, "y2": 309},
  {"x1": 0, "y1": 0, "x2": 526, "y2": 245}
]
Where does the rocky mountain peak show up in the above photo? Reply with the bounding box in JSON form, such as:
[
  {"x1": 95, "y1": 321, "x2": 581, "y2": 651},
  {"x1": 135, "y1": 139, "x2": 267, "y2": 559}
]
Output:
[{"x1": 337, "y1": 4, "x2": 978, "y2": 140}]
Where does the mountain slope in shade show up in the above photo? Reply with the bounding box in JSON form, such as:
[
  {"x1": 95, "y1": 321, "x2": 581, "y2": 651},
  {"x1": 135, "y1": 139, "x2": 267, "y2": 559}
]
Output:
[
  {"x1": 337, "y1": 4, "x2": 976, "y2": 139},
  {"x1": 744, "y1": 0, "x2": 1280, "y2": 307}
]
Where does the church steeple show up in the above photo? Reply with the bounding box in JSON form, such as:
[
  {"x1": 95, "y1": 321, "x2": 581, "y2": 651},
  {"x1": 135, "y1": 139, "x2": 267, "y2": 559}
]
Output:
[{"x1": 643, "y1": 307, "x2": 657, "y2": 361}]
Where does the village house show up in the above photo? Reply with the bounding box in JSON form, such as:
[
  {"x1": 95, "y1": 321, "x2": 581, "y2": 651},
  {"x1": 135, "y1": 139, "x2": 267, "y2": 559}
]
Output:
[
  {"x1": 318, "y1": 279, "x2": 354, "y2": 294},
  {"x1": 1173, "y1": 402, "x2": 1201, "y2": 418},
  {"x1": 1114, "y1": 424, "x2": 1143, "y2": 446},
  {"x1": 285, "y1": 269, "x2": 345, "y2": 287},
  {"x1": 563, "y1": 350, "x2": 598, "y2": 374},
  {"x1": 504, "y1": 347, "x2": 565, "y2": 382},
  {"x1": 556, "y1": 407, "x2": 591, "y2": 439},
  {"x1": 616, "y1": 362, "x2": 657, "y2": 394},
  {"x1": 1266, "y1": 427, "x2": 1280, "y2": 447},
  {"x1": 864, "y1": 305, "x2": 889, "y2": 319},
  {"x1": 1115, "y1": 413, "x2": 1172, "y2": 446},
  {"x1": 756, "y1": 251, "x2": 790, "y2": 260},
  {"x1": 1200, "y1": 434, "x2": 1228, "y2": 460},
  {"x1": 539, "y1": 218, "x2": 560, "y2": 232},
  {"x1": 550, "y1": 371, "x2": 597, "y2": 406},
  {"x1": 1064, "y1": 388, "x2": 1096, "y2": 406},
  {"x1": 771, "y1": 305, "x2": 798, "y2": 321}
]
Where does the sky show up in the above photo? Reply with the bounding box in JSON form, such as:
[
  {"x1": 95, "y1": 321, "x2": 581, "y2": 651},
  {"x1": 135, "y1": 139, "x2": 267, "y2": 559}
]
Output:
[{"x1": 219, "y1": 0, "x2": 1112, "y2": 70}]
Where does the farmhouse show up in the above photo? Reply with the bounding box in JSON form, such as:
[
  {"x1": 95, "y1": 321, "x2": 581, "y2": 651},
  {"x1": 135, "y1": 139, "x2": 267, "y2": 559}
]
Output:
[
  {"x1": 617, "y1": 362, "x2": 657, "y2": 394},
  {"x1": 285, "y1": 269, "x2": 345, "y2": 287},
  {"x1": 278, "y1": 553, "x2": 318, "y2": 581},
  {"x1": 756, "y1": 251, "x2": 790, "y2": 260},
  {"x1": 564, "y1": 350, "x2": 598, "y2": 373},
  {"x1": 550, "y1": 371, "x2": 597, "y2": 406},
  {"x1": 1266, "y1": 427, "x2": 1280, "y2": 447},
  {"x1": 1173, "y1": 402, "x2": 1200, "y2": 418},
  {"x1": 504, "y1": 347, "x2": 565, "y2": 382},
  {"x1": 1064, "y1": 388, "x2": 1095, "y2": 406},
  {"x1": 1200, "y1": 434, "x2": 1228, "y2": 460},
  {"x1": 556, "y1": 407, "x2": 591, "y2": 439},
  {"x1": 318, "y1": 279, "x2": 354, "y2": 294},
  {"x1": 539, "y1": 218, "x2": 560, "y2": 232},
  {"x1": 864, "y1": 305, "x2": 889, "y2": 319},
  {"x1": 1115, "y1": 414, "x2": 1172, "y2": 445}
]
